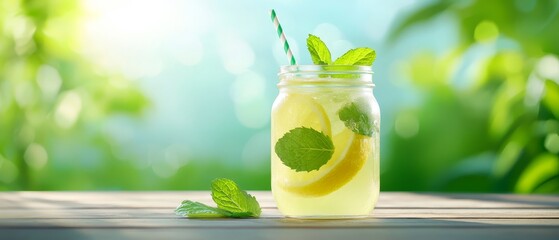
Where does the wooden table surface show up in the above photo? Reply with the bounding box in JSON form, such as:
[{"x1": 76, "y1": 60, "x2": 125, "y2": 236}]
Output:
[{"x1": 1, "y1": 191, "x2": 558, "y2": 240}]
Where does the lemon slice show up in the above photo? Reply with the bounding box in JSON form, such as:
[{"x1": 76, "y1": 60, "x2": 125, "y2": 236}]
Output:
[
  {"x1": 279, "y1": 130, "x2": 371, "y2": 197},
  {"x1": 273, "y1": 94, "x2": 331, "y2": 137}
]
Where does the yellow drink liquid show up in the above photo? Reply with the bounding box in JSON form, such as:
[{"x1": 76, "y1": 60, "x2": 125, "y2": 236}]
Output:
[{"x1": 272, "y1": 65, "x2": 380, "y2": 218}]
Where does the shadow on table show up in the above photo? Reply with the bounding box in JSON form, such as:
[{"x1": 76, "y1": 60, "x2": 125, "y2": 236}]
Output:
[
  {"x1": 439, "y1": 193, "x2": 559, "y2": 208},
  {"x1": 1, "y1": 228, "x2": 93, "y2": 240},
  {"x1": 267, "y1": 217, "x2": 559, "y2": 240},
  {"x1": 0, "y1": 194, "x2": 128, "y2": 240}
]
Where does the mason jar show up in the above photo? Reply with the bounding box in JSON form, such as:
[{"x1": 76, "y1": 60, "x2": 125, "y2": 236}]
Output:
[{"x1": 271, "y1": 65, "x2": 380, "y2": 218}]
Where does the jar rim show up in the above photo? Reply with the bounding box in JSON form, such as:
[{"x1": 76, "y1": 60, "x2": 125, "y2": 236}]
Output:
[
  {"x1": 277, "y1": 65, "x2": 374, "y2": 88},
  {"x1": 279, "y1": 65, "x2": 373, "y2": 75}
]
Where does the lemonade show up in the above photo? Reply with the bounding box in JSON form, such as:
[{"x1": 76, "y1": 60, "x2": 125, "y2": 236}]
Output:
[{"x1": 271, "y1": 65, "x2": 380, "y2": 218}]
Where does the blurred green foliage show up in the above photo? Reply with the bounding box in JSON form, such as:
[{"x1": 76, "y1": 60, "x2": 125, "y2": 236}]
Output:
[
  {"x1": 0, "y1": 0, "x2": 150, "y2": 190},
  {"x1": 383, "y1": 0, "x2": 559, "y2": 193},
  {"x1": 0, "y1": 0, "x2": 272, "y2": 191},
  {"x1": 1, "y1": 0, "x2": 557, "y2": 193}
]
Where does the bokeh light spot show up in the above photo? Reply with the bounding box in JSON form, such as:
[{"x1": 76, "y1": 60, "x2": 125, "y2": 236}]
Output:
[
  {"x1": 11, "y1": 16, "x2": 36, "y2": 55},
  {"x1": 164, "y1": 144, "x2": 190, "y2": 168},
  {"x1": 331, "y1": 40, "x2": 355, "y2": 61},
  {"x1": 55, "y1": 91, "x2": 82, "y2": 129},
  {"x1": 545, "y1": 133, "x2": 559, "y2": 154},
  {"x1": 536, "y1": 55, "x2": 559, "y2": 82},
  {"x1": 525, "y1": 73, "x2": 545, "y2": 107},
  {"x1": 474, "y1": 20, "x2": 499, "y2": 43},
  {"x1": 150, "y1": 148, "x2": 177, "y2": 179},
  {"x1": 230, "y1": 71, "x2": 269, "y2": 129},
  {"x1": 312, "y1": 23, "x2": 355, "y2": 58},
  {"x1": 24, "y1": 143, "x2": 48, "y2": 170},
  {"x1": 312, "y1": 23, "x2": 342, "y2": 45},
  {"x1": 394, "y1": 111, "x2": 419, "y2": 138},
  {"x1": 36, "y1": 65, "x2": 62, "y2": 100},
  {"x1": 230, "y1": 71, "x2": 265, "y2": 104},
  {"x1": 217, "y1": 31, "x2": 254, "y2": 74},
  {"x1": 152, "y1": 160, "x2": 176, "y2": 179}
]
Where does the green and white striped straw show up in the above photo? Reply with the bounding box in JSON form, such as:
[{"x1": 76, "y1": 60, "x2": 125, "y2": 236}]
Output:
[{"x1": 270, "y1": 9, "x2": 297, "y2": 65}]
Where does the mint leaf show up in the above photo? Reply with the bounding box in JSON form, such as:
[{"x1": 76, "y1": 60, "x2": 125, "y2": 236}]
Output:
[
  {"x1": 333, "y1": 48, "x2": 376, "y2": 66},
  {"x1": 211, "y1": 178, "x2": 261, "y2": 217},
  {"x1": 175, "y1": 200, "x2": 228, "y2": 218},
  {"x1": 307, "y1": 34, "x2": 332, "y2": 65},
  {"x1": 175, "y1": 178, "x2": 262, "y2": 219},
  {"x1": 275, "y1": 127, "x2": 335, "y2": 172},
  {"x1": 338, "y1": 100, "x2": 375, "y2": 137}
]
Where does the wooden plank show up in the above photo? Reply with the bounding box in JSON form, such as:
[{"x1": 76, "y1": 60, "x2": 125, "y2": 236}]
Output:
[
  {"x1": 1, "y1": 192, "x2": 558, "y2": 209},
  {"x1": 0, "y1": 227, "x2": 558, "y2": 240},
  {"x1": 0, "y1": 191, "x2": 276, "y2": 209},
  {"x1": 0, "y1": 218, "x2": 558, "y2": 229},
  {"x1": 0, "y1": 208, "x2": 558, "y2": 219},
  {"x1": 0, "y1": 192, "x2": 558, "y2": 240},
  {"x1": 379, "y1": 192, "x2": 559, "y2": 209}
]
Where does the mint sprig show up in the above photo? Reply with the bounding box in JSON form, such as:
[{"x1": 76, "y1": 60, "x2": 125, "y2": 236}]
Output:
[
  {"x1": 275, "y1": 127, "x2": 334, "y2": 172},
  {"x1": 307, "y1": 34, "x2": 332, "y2": 65},
  {"x1": 338, "y1": 100, "x2": 375, "y2": 137},
  {"x1": 333, "y1": 48, "x2": 376, "y2": 66},
  {"x1": 175, "y1": 200, "x2": 229, "y2": 218},
  {"x1": 211, "y1": 178, "x2": 261, "y2": 217},
  {"x1": 306, "y1": 34, "x2": 376, "y2": 66},
  {"x1": 175, "y1": 178, "x2": 261, "y2": 218}
]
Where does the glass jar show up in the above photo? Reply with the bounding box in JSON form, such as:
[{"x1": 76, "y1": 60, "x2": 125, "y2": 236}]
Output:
[{"x1": 271, "y1": 65, "x2": 380, "y2": 218}]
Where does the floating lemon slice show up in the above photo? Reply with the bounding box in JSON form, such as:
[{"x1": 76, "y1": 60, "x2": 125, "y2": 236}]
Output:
[
  {"x1": 273, "y1": 94, "x2": 331, "y2": 138},
  {"x1": 273, "y1": 93, "x2": 371, "y2": 197},
  {"x1": 278, "y1": 128, "x2": 371, "y2": 197}
]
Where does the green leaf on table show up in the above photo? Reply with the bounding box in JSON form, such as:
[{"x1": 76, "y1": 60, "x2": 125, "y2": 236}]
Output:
[
  {"x1": 333, "y1": 48, "x2": 376, "y2": 66},
  {"x1": 275, "y1": 127, "x2": 335, "y2": 172},
  {"x1": 338, "y1": 100, "x2": 374, "y2": 137},
  {"x1": 175, "y1": 200, "x2": 228, "y2": 218},
  {"x1": 211, "y1": 178, "x2": 261, "y2": 217},
  {"x1": 307, "y1": 34, "x2": 332, "y2": 65},
  {"x1": 176, "y1": 178, "x2": 262, "y2": 219}
]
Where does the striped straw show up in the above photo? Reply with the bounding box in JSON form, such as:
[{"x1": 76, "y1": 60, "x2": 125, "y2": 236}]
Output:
[{"x1": 270, "y1": 9, "x2": 297, "y2": 65}]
